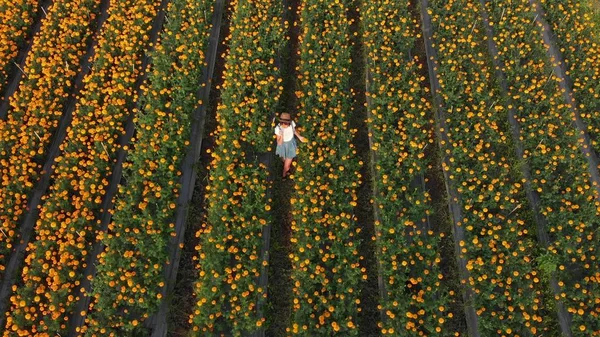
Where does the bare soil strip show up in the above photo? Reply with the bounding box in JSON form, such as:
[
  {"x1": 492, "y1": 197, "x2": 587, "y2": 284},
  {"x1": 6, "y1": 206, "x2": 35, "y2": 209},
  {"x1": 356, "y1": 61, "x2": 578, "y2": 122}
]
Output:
[
  {"x1": 347, "y1": 2, "x2": 380, "y2": 335},
  {"x1": 264, "y1": 0, "x2": 299, "y2": 334},
  {"x1": 363, "y1": 66, "x2": 388, "y2": 327}
]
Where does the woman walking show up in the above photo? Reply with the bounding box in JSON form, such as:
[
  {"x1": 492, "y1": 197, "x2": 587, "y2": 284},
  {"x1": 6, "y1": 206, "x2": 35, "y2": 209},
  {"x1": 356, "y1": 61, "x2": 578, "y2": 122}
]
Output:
[{"x1": 275, "y1": 112, "x2": 305, "y2": 178}]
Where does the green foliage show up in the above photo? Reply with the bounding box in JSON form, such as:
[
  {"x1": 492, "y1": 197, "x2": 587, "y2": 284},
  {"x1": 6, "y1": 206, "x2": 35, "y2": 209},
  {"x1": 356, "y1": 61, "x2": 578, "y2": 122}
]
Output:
[
  {"x1": 361, "y1": 0, "x2": 455, "y2": 335},
  {"x1": 287, "y1": 0, "x2": 364, "y2": 335},
  {"x1": 189, "y1": 0, "x2": 285, "y2": 335},
  {"x1": 85, "y1": 0, "x2": 214, "y2": 335}
]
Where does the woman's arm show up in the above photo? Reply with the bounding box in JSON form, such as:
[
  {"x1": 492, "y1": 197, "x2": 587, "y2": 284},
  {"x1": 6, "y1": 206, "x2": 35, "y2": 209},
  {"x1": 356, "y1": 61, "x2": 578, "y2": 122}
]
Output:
[{"x1": 294, "y1": 128, "x2": 305, "y2": 141}]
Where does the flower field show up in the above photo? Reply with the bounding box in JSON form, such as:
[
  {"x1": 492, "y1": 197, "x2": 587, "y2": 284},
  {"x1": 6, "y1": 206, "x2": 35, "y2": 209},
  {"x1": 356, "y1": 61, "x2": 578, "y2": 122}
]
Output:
[
  {"x1": 361, "y1": 0, "x2": 455, "y2": 335},
  {"x1": 0, "y1": 0, "x2": 599, "y2": 336},
  {"x1": 188, "y1": 0, "x2": 285, "y2": 335},
  {"x1": 84, "y1": 0, "x2": 214, "y2": 334},
  {"x1": 480, "y1": 0, "x2": 600, "y2": 333},
  {"x1": 535, "y1": 0, "x2": 600, "y2": 156},
  {"x1": 285, "y1": 0, "x2": 366, "y2": 335},
  {"x1": 0, "y1": 0, "x2": 41, "y2": 97},
  {"x1": 0, "y1": 0, "x2": 104, "y2": 280},
  {"x1": 425, "y1": 0, "x2": 556, "y2": 334},
  {"x1": 3, "y1": 0, "x2": 163, "y2": 335}
]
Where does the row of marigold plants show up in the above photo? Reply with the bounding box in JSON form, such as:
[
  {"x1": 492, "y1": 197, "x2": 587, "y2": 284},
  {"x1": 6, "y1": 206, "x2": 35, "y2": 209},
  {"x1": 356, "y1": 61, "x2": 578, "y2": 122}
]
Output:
[
  {"x1": 0, "y1": 0, "x2": 39, "y2": 95},
  {"x1": 287, "y1": 0, "x2": 365, "y2": 335},
  {"x1": 361, "y1": 0, "x2": 457, "y2": 335},
  {"x1": 535, "y1": 1, "x2": 600, "y2": 328},
  {"x1": 481, "y1": 0, "x2": 600, "y2": 333},
  {"x1": 188, "y1": 0, "x2": 286, "y2": 335},
  {"x1": 537, "y1": 0, "x2": 600, "y2": 155},
  {"x1": 0, "y1": 0, "x2": 103, "y2": 279},
  {"x1": 83, "y1": 0, "x2": 214, "y2": 335},
  {"x1": 427, "y1": 0, "x2": 554, "y2": 334},
  {"x1": 4, "y1": 0, "x2": 162, "y2": 335}
]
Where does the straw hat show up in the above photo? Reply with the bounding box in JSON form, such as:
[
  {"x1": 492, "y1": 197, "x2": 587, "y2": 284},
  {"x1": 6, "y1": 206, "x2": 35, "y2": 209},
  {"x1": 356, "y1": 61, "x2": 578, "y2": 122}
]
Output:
[{"x1": 279, "y1": 112, "x2": 292, "y2": 123}]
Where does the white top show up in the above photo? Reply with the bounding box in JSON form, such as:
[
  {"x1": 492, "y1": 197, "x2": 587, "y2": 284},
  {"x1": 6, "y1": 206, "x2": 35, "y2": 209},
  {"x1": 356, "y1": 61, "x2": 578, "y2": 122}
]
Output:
[{"x1": 274, "y1": 121, "x2": 296, "y2": 142}]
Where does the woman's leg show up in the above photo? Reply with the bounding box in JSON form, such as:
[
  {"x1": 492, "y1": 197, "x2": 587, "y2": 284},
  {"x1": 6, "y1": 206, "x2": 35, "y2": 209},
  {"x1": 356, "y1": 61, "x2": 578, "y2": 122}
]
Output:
[{"x1": 283, "y1": 157, "x2": 293, "y2": 177}]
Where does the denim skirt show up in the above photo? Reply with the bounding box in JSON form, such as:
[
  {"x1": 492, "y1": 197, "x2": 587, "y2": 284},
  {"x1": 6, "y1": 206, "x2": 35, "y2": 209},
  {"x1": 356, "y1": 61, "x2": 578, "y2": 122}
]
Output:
[{"x1": 276, "y1": 139, "x2": 297, "y2": 159}]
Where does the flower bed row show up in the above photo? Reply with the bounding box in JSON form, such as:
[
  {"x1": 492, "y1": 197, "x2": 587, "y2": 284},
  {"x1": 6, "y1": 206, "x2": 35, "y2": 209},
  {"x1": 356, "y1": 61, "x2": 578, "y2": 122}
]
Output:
[
  {"x1": 83, "y1": 0, "x2": 214, "y2": 335},
  {"x1": 427, "y1": 0, "x2": 553, "y2": 334},
  {"x1": 481, "y1": 0, "x2": 600, "y2": 333},
  {"x1": 0, "y1": 0, "x2": 40, "y2": 94},
  {"x1": 188, "y1": 0, "x2": 286, "y2": 335},
  {"x1": 361, "y1": 0, "x2": 455, "y2": 335},
  {"x1": 4, "y1": 1, "x2": 163, "y2": 335},
  {"x1": 287, "y1": 0, "x2": 364, "y2": 335},
  {"x1": 0, "y1": 0, "x2": 103, "y2": 279},
  {"x1": 536, "y1": 0, "x2": 600, "y2": 156}
]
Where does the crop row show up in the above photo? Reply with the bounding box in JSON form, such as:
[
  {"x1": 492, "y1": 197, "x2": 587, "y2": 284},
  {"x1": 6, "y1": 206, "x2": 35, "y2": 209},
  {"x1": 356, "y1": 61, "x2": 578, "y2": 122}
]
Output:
[
  {"x1": 287, "y1": 0, "x2": 364, "y2": 335},
  {"x1": 535, "y1": 0, "x2": 600, "y2": 157},
  {"x1": 83, "y1": 0, "x2": 214, "y2": 335},
  {"x1": 427, "y1": 0, "x2": 554, "y2": 334},
  {"x1": 0, "y1": 0, "x2": 40, "y2": 94},
  {"x1": 360, "y1": 0, "x2": 456, "y2": 335},
  {"x1": 4, "y1": 0, "x2": 163, "y2": 335},
  {"x1": 480, "y1": 0, "x2": 600, "y2": 333},
  {"x1": 0, "y1": 0, "x2": 103, "y2": 278},
  {"x1": 188, "y1": 0, "x2": 286, "y2": 335}
]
